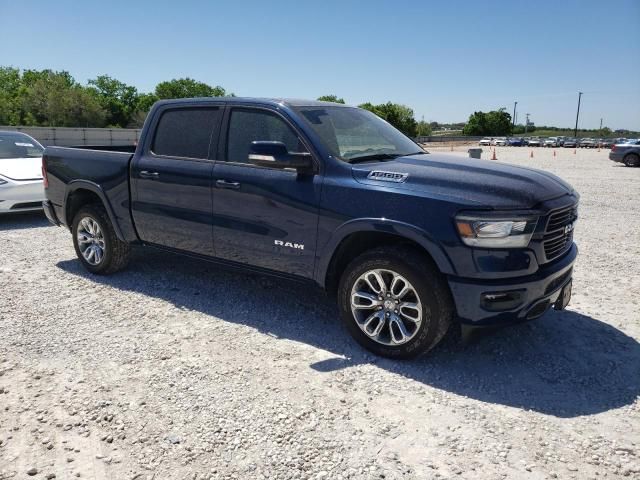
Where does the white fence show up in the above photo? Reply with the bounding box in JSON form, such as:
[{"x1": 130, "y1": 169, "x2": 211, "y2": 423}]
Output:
[{"x1": 0, "y1": 126, "x2": 141, "y2": 147}]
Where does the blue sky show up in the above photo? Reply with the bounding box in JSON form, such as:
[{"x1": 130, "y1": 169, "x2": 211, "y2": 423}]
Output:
[{"x1": 2, "y1": 0, "x2": 639, "y2": 130}]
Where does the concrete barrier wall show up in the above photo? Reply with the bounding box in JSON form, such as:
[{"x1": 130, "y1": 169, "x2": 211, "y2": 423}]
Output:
[
  {"x1": 0, "y1": 126, "x2": 141, "y2": 147},
  {"x1": 416, "y1": 135, "x2": 484, "y2": 143},
  {"x1": 2, "y1": 126, "x2": 483, "y2": 147}
]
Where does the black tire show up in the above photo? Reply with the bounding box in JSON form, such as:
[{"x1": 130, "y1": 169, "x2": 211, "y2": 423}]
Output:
[
  {"x1": 624, "y1": 153, "x2": 640, "y2": 167},
  {"x1": 337, "y1": 246, "x2": 454, "y2": 359},
  {"x1": 72, "y1": 204, "x2": 131, "y2": 274}
]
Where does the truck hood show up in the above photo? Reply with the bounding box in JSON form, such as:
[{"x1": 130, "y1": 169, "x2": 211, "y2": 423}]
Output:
[
  {"x1": 0, "y1": 157, "x2": 43, "y2": 181},
  {"x1": 351, "y1": 153, "x2": 575, "y2": 209}
]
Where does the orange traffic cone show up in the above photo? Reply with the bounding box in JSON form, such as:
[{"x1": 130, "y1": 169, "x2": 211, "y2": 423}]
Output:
[
  {"x1": 530, "y1": 150, "x2": 534, "y2": 158},
  {"x1": 573, "y1": 148, "x2": 577, "y2": 155},
  {"x1": 553, "y1": 150, "x2": 556, "y2": 157},
  {"x1": 491, "y1": 148, "x2": 497, "y2": 160}
]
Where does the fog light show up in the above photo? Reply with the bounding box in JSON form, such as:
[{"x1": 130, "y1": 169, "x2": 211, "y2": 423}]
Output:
[{"x1": 481, "y1": 291, "x2": 524, "y2": 311}]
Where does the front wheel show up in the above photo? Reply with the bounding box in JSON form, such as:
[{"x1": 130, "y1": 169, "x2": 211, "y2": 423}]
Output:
[
  {"x1": 338, "y1": 246, "x2": 453, "y2": 359},
  {"x1": 72, "y1": 204, "x2": 131, "y2": 274}
]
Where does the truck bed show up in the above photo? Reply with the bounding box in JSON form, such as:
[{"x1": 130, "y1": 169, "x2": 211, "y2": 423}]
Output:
[{"x1": 44, "y1": 145, "x2": 136, "y2": 240}]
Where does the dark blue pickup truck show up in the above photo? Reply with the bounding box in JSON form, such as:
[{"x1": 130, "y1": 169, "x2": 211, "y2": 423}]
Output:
[{"x1": 42, "y1": 98, "x2": 578, "y2": 358}]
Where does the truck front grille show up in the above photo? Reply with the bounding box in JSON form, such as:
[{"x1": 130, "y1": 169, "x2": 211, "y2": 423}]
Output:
[{"x1": 542, "y1": 205, "x2": 578, "y2": 261}]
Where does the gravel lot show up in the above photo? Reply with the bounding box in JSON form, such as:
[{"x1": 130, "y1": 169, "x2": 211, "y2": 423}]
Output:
[{"x1": 1, "y1": 147, "x2": 638, "y2": 480}]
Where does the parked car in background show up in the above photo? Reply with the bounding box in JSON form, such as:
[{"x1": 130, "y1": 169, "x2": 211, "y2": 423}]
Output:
[
  {"x1": 41, "y1": 97, "x2": 579, "y2": 358},
  {"x1": 491, "y1": 137, "x2": 507, "y2": 146},
  {"x1": 0, "y1": 131, "x2": 45, "y2": 214},
  {"x1": 610, "y1": 139, "x2": 640, "y2": 167},
  {"x1": 479, "y1": 137, "x2": 492, "y2": 146},
  {"x1": 579, "y1": 138, "x2": 597, "y2": 148},
  {"x1": 556, "y1": 136, "x2": 567, "y2": 146},
  {"x1": 599, "y1": 139, "x2": 613, "y2": 148},
  {"x1": 507, "y1": 137, "x2": 524, "y2": 146},
  {"x1": 563, "y1": 138, "x2": 578, "y2": 148},
  {"x1": 527, "y1": 137, "x2": 542, "y2": 147},
  {"x1": 544, "y1": 137, "x2": 559, "y2": 147}
]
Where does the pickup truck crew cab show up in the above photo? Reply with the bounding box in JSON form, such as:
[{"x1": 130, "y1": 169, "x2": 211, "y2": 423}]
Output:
[{"x1": 42, "y1": 98, "x2": 578, "y2": 358}]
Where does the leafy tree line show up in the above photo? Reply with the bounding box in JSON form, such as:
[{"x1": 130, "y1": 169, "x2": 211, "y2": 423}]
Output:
[
  {"x1": 0, "y1": 67, "x2": 230, "y2": 128},
  {"x1": 317, "y1": 95, "x2": 431, "y2": 137},
  {"x1": 462, "y1": 109, "x2": 513, "y2": 136}
]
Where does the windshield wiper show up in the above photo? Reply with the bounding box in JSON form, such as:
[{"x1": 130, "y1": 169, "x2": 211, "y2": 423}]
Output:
[
  {"x1": 347, "y1": 153, "x2": 402, "y2": 164},
  {"x1": 347, "y1": 151, "x2": 425, "y2": 164}
]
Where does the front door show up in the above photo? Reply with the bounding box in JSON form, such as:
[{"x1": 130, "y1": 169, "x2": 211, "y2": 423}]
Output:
[
  {"x1": 211, "y1": 107, "x2": 321, "y2": 277},
  {"x1": 131, "y1": 106, "x2": 221, "y2": 256}
]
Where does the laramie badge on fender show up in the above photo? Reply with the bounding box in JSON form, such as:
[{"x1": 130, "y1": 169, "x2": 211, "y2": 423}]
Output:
[
  {"x1": 367, "y1": 171, "x2": 409, "y2": 183},
  {"x1": 274, "y1": 240, "x2": 304, "y2": 250}
]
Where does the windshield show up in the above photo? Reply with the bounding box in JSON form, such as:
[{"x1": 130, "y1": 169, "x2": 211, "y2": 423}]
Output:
[
  {"x1": 293, "y1": 106, "x2": 424, "y2": 162},
  {"x1": 0, "y1": 133, "x2": 44, "y2": 159}
]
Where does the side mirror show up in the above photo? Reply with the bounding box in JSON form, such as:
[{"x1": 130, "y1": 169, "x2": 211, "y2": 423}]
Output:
[{"x1": 248, "y1": 141, "x2": 314, "y2": 173}]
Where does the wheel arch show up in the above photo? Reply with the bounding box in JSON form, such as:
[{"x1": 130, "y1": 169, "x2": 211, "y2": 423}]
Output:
[
  {"x1": 318, "y1": 219, "x2": 455, "y2": 296},
  {"x1": 64, "y1": 181, "x2": 125, "y2": 241}
]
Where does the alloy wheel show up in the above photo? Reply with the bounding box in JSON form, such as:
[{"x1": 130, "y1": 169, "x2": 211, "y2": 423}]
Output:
[
  {"x1": 76, "y1": 216, "x2": 105, "y2": 265},
  {"x1": 350, "y1": 269, "x2": 423, "y2": 346}
]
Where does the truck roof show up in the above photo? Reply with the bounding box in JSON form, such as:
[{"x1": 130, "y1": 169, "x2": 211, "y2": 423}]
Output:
[{"x1": 154, "y1": 97, "x2": 350, "y2": 108}]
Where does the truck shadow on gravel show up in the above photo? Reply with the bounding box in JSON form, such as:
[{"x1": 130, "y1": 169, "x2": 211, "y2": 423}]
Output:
[
  {"x1": 57, "y1": 248, "x2": 640, "y2": 419},
  {"x1": 0, "y1": 211, "x2": 49, "y2": 231}
]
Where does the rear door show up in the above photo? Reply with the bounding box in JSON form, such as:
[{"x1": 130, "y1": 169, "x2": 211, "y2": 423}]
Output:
[
  {"x1": 131, "y1": 105, "x2": 221, "y2": 256},
  {"x1": 211, "y1": 106, "x2": 321, "y2": 277}
]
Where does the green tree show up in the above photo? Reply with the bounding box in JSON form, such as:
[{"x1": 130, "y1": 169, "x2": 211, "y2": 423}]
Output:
[
  {"x1": 154, "y1": 78, "x2": 227, "y2": 99},
  {"x1": 485, "y1": 108, "x2": 512, "y2": 135},
  {"x1": 0, "y1": 67, "x2": 22, "y2": 125},
  {"x1": 317, "y1": 95, "x2": 345, "y2": 104},
  {"x1": 88, "y1": 75, "x2": 139, "y2": 127},
  {"x1": 20, "y1": 71, "x2": 106, "y2": 127},
  {"x1": 416, "y1": 120, "x2": 432, "y2": 136},
  {"x1": 463, "y1": 109, "x2": 512, "y2": 136},
  {"x1": 359, "y1": 102, "x2": 418, "y2": 137}
]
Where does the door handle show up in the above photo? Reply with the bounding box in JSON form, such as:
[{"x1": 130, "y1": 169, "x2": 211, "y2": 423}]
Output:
[
  {"x1": 139, "y1": 170, "x2": 160, "y2": 179},
  {"x1": 216, "y1": 179, "x2": 241, "y2": 190}
]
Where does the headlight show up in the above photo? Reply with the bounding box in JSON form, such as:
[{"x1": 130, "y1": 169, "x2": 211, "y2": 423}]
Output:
[{"x1": 455, "y1": 215, "x2": 538, "y2": 248}]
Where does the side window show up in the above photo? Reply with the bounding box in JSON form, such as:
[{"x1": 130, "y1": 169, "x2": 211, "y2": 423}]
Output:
[
  {"x1": 226, "y1": 109, "x2": 305, "y2": 164},
  {"x1": 152, "y1": 107, "x2": 220, "y2": 159}
]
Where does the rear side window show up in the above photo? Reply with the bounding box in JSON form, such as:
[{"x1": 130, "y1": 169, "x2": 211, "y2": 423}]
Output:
[
  {"x1": 226, "y1": 109, "x2": 304, "y2": 163},
  {"x1": 152, "y1": 108, "x2": 220, "y2": 159}
]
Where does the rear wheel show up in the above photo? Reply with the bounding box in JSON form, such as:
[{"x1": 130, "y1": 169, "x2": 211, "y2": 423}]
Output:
[
  {"x1": 624, "y1": 153, "x2": 639, "y2": 167},
  {"x1": 338, "y1": 246, "x2": 453, "y2": 359},
  {"x1": 72, "y1": 204, "x2": 131, "y2": 274}
]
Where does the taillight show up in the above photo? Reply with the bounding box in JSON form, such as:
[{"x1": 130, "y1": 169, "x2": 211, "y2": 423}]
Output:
[
  {"x1": 611, "y1": 145, "x2": 616, "y2": 152},
  {"x1": 41, "y1": 155, "x2": 49, "y2": 188}
]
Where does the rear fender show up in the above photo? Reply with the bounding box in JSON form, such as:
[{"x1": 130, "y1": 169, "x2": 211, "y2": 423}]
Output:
[{"x1": 64, "y1": 180, "x2": 125, "y2": 241}]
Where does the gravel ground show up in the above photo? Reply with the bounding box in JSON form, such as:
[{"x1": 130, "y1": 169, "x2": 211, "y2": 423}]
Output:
[{"x1": 1, "y1": 147, "x2": 638, "y2": 480}]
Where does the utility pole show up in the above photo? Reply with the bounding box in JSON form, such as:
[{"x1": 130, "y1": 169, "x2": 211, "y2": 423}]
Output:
[
  {"x1": 512, "y1": 101, "x2": 517, "y2": 133},
  {"x1": 524, "y1": 113, "x2": 530, "y2": 134},
  {"x1": 574, "y1": 92, "x2": 583, "y2": 138},
  {"x1": 599, "y1": 117, "x2": 603, "y2": 136}
]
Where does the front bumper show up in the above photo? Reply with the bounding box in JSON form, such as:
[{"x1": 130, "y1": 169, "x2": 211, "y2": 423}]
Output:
[
  {"x1": 0, "y1": 178, "x2": 45, "y2": 213},
  {"x1": 448, "y1": 243, "x2": 577, "y2": 326}
]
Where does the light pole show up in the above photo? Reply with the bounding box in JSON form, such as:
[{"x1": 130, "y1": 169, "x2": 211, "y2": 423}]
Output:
[
  {"x1": 525, "y1": 113, "x2": 530, "y2": 134},
  {"x1": 574, "y1": 92, "x2": 583, "y2": 138},
  {"x1": 512, "y1": 101, "x2": 517, "y2": 134}
]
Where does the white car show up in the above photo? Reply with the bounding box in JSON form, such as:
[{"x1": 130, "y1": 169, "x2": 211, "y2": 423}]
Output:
[
  {"x1": 491, "y1": 137, "x2": 507, "y2": 146},
  {"x1": 0, "y1": 131, "x2": 45, "y2": 214},
  {"x1": 479, "y1": 137, "x2": 492, "y2": 146}
]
